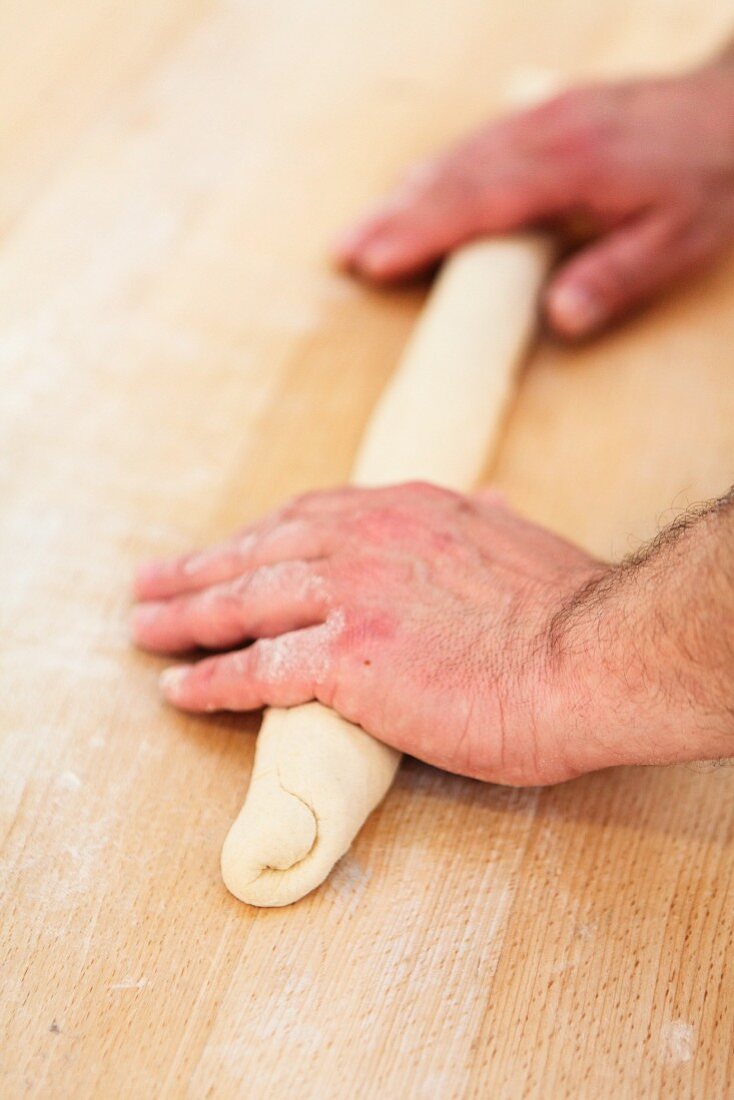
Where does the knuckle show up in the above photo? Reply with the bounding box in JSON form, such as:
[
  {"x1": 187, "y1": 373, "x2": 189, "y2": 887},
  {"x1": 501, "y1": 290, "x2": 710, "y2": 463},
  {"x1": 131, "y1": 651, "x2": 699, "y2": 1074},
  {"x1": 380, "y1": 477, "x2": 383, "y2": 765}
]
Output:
[
  {"x1": 586, "y1": 249, "x2": 637, "y2": 299},
  {"x1": 532, "y1": 88, "x2": 607, "y2": 163},
  {"x1": 179, "y1": 552, "x2": 199, "y2": 574},
  {"x1": 236, "y1": 559, "x2": 324, "y2": 598},
  {"x1": 282, "y1": 489, "x2": 326, "y2": 517},
  {"x1": 401, "y1": 156, "x2": 442, "y2": 197},
  {"x1": 367, "y1": 505, "x2": 413, "y2": 539},
  {"x1": 338, "y1": 606, "x2": 396, "y2": 653},
  {"x1": 349, "y1": 507, "x2": 394, "y2": 539},
  {"x1": 433, "y1": 155, "x2": 478, "y2": 202},
  {"x1": 251, "y1": 636, "x2": 288, "y2": 685},
  {"x1": 190, "y1": 657, "x2": 216, "y2": 689},
  {"x1": 262, "y1": 515, "x2": 307, "y2": 547},
  {"x1": 229, "y1": 567, "x2": 263, "y2": 599},
  {"x1": 274, "y1": 503, "x2": 299, "y2": 526},
  {"x1": 427, "y1": 158, "x2": 490, "y2": 225},
  {"x1": 216, "y1": 574, "x2": 251, "y2": 604},
  {"x1": 400, "y1": 479, "x2": 449, "y2": 500},
  {"x1": 287, "y1": 492, "x2": 314, "y2": 515},
  {"x1": 234, "y1": 528, "x2": 259, "y2": 555}
]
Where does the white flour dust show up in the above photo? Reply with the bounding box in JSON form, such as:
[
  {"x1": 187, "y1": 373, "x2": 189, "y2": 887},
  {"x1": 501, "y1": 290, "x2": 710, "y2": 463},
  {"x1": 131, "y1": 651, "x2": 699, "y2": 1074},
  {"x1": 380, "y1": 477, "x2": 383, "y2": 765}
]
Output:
[
  {"x1": 254, "y1": 609, "x2": 345, "y2": 684},
  {"x1": 662, "y1": 1019, "x2": 695, "y2": 1064}
]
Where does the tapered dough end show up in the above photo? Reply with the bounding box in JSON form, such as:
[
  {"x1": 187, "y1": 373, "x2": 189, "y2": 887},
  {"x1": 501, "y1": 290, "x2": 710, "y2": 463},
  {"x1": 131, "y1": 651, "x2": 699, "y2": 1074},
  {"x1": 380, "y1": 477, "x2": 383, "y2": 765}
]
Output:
[
  {"x1": 220, "y1": 775, "x2": 319, "y2": 907},
  {"x1": 220, "y1": 703, "x2": 401, "y2": 907}
]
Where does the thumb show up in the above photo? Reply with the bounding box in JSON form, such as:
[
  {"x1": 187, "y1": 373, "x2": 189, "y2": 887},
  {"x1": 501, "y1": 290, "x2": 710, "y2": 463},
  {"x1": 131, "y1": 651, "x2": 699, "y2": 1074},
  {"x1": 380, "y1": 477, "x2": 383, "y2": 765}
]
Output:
[{"x1": 544, "y1": 208, "x2": 709, "y2": 339}]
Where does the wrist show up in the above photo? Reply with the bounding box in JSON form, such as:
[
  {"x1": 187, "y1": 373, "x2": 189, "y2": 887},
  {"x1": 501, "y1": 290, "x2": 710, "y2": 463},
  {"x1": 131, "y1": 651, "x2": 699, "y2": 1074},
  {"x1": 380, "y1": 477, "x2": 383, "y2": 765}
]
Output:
[
  {"x1": 541, "y1": 507, "x2": 734, "y2": 777},
  {"x1": 536, "y1": 566, "x2": 648, "y2": 778}
]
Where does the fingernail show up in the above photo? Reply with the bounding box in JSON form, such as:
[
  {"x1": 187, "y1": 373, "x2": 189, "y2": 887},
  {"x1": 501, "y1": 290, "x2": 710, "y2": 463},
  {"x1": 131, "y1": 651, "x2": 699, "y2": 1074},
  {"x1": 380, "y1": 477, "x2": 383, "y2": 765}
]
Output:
[
  {"x1": 159, "y1": 666, "x2": 191, "y2": 698},
  {"x1": 549, "y1": 284, "x2": 605, "y2": 336}
]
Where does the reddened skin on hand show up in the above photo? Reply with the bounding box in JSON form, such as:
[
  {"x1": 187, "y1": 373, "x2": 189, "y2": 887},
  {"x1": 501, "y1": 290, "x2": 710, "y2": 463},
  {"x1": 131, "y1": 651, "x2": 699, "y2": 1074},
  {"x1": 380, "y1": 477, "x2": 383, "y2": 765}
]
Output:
[
  {"x1": 133, "y1": 483, "x2": 734, "y2": 783},
  {"x1": 335, "y1": 62, "x2": 734, "y2": 337},
  {"x1": 132, "y1": 483, "x2": 606, "y2": 786}
]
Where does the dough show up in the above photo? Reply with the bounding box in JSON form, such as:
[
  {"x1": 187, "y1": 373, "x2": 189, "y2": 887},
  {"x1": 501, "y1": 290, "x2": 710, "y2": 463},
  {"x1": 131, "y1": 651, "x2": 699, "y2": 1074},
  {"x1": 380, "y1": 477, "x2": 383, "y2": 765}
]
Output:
[
  {"x1": 221, "y1": 703, "x2": 400, "y2": 907},
  {"x1": 222, "y1": 234, "x2": 552, "y2": 906}
]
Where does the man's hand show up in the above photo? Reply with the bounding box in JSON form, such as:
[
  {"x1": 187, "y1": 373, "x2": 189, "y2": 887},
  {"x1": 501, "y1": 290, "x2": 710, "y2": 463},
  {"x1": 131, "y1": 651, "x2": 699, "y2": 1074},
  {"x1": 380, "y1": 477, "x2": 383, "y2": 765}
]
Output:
[
  {"x1": 132, "y1": 483, "x2": 734, "y2": 785},
  {"x1": 335, "y1": 59, "x2": 734, "y2": 338}
]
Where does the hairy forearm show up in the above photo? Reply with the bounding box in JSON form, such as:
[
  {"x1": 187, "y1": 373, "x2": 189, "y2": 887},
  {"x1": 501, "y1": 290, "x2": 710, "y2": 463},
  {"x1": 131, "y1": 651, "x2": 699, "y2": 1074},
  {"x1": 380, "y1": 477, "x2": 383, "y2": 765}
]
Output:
[{"x1": 546, "y1": 489, "x2": 734, "y2": 774}]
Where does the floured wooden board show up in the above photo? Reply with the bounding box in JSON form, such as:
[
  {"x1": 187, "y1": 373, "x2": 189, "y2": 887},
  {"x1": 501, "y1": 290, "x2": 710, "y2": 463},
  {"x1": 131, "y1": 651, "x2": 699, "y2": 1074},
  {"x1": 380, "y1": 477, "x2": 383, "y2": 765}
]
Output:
[{"x1": 0, "y1": 2, "x2": 732, "y2": 1097}]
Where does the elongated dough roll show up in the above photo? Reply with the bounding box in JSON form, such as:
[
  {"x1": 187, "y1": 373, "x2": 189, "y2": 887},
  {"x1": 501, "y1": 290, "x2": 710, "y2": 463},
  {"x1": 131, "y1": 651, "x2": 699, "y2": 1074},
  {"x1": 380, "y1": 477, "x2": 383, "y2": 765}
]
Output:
[{"x1": 221, "y1": 234, "x2": 552, "y2": 906}]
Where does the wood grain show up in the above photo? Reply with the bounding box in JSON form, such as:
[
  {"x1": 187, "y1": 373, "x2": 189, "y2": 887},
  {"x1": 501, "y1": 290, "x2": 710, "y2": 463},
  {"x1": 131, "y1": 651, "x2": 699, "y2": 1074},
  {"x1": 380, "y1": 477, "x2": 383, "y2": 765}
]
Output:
[{"x1": 0, "y1": 2, "x2": 732, "y2": 1097}]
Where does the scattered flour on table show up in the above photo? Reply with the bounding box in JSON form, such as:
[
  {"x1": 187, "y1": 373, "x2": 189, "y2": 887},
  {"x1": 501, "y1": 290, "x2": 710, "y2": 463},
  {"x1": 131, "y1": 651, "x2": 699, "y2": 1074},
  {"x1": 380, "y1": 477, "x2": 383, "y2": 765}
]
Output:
[
  {"x1": 57, "y1": 770, "x2": 82, "y2": 791},
  {"x1": 109, "y1": 977, "x2": 148, "y2": 992},
  {"x1": 326, "y1": 855, "x2": 370, "y2": 905},
  {"x1": 662, "y1": 1019, "x2": 695, "y2": 1064}
]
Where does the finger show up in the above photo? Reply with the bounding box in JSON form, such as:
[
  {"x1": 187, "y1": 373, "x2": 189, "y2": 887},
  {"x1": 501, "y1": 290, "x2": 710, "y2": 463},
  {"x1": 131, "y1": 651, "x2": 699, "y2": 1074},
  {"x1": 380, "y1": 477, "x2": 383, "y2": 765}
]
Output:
[
  {"x1": 134, "y1": 517, "x2": 331, "y2": 602},
  {"x1": 334, "y1": 162, "x2": 539, "y2": 281},
  {"x1": 334, "y1": 119, "x2": 575, "y2": 281},
  {"x1": 545, "y1": 207, "x2": 715, "y2": 338},
  {"x1": 132, "y1": 561, "x2": 330, "y2": 654},
  {"x1": 136, "y1": 482, "x2": 464, "y2": 607},
  {"x1": 159, "y1": 617, "x2": 344, "y2": 712}
]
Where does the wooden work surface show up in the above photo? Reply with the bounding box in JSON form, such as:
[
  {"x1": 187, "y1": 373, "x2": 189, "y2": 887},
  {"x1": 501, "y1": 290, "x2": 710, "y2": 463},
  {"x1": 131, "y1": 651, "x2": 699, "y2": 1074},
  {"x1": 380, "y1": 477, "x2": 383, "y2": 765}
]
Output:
[{"x1": 1, "y1": 3, "x2": 733, "y2": 1097}]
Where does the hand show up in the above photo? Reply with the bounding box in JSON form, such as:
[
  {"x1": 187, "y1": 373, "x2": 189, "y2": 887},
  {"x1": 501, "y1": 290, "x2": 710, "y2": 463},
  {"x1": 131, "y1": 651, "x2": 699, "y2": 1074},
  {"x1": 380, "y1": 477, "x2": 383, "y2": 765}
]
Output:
[
  {"x1": 132, "y1": 483, "x2": 606, "y2": 786},
  {"x1": 133, "y1": 483, "x2": 734, "y2": 783},
  {"x1": 335, "y1": 59, "x2": 734, "y2": 338}
]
